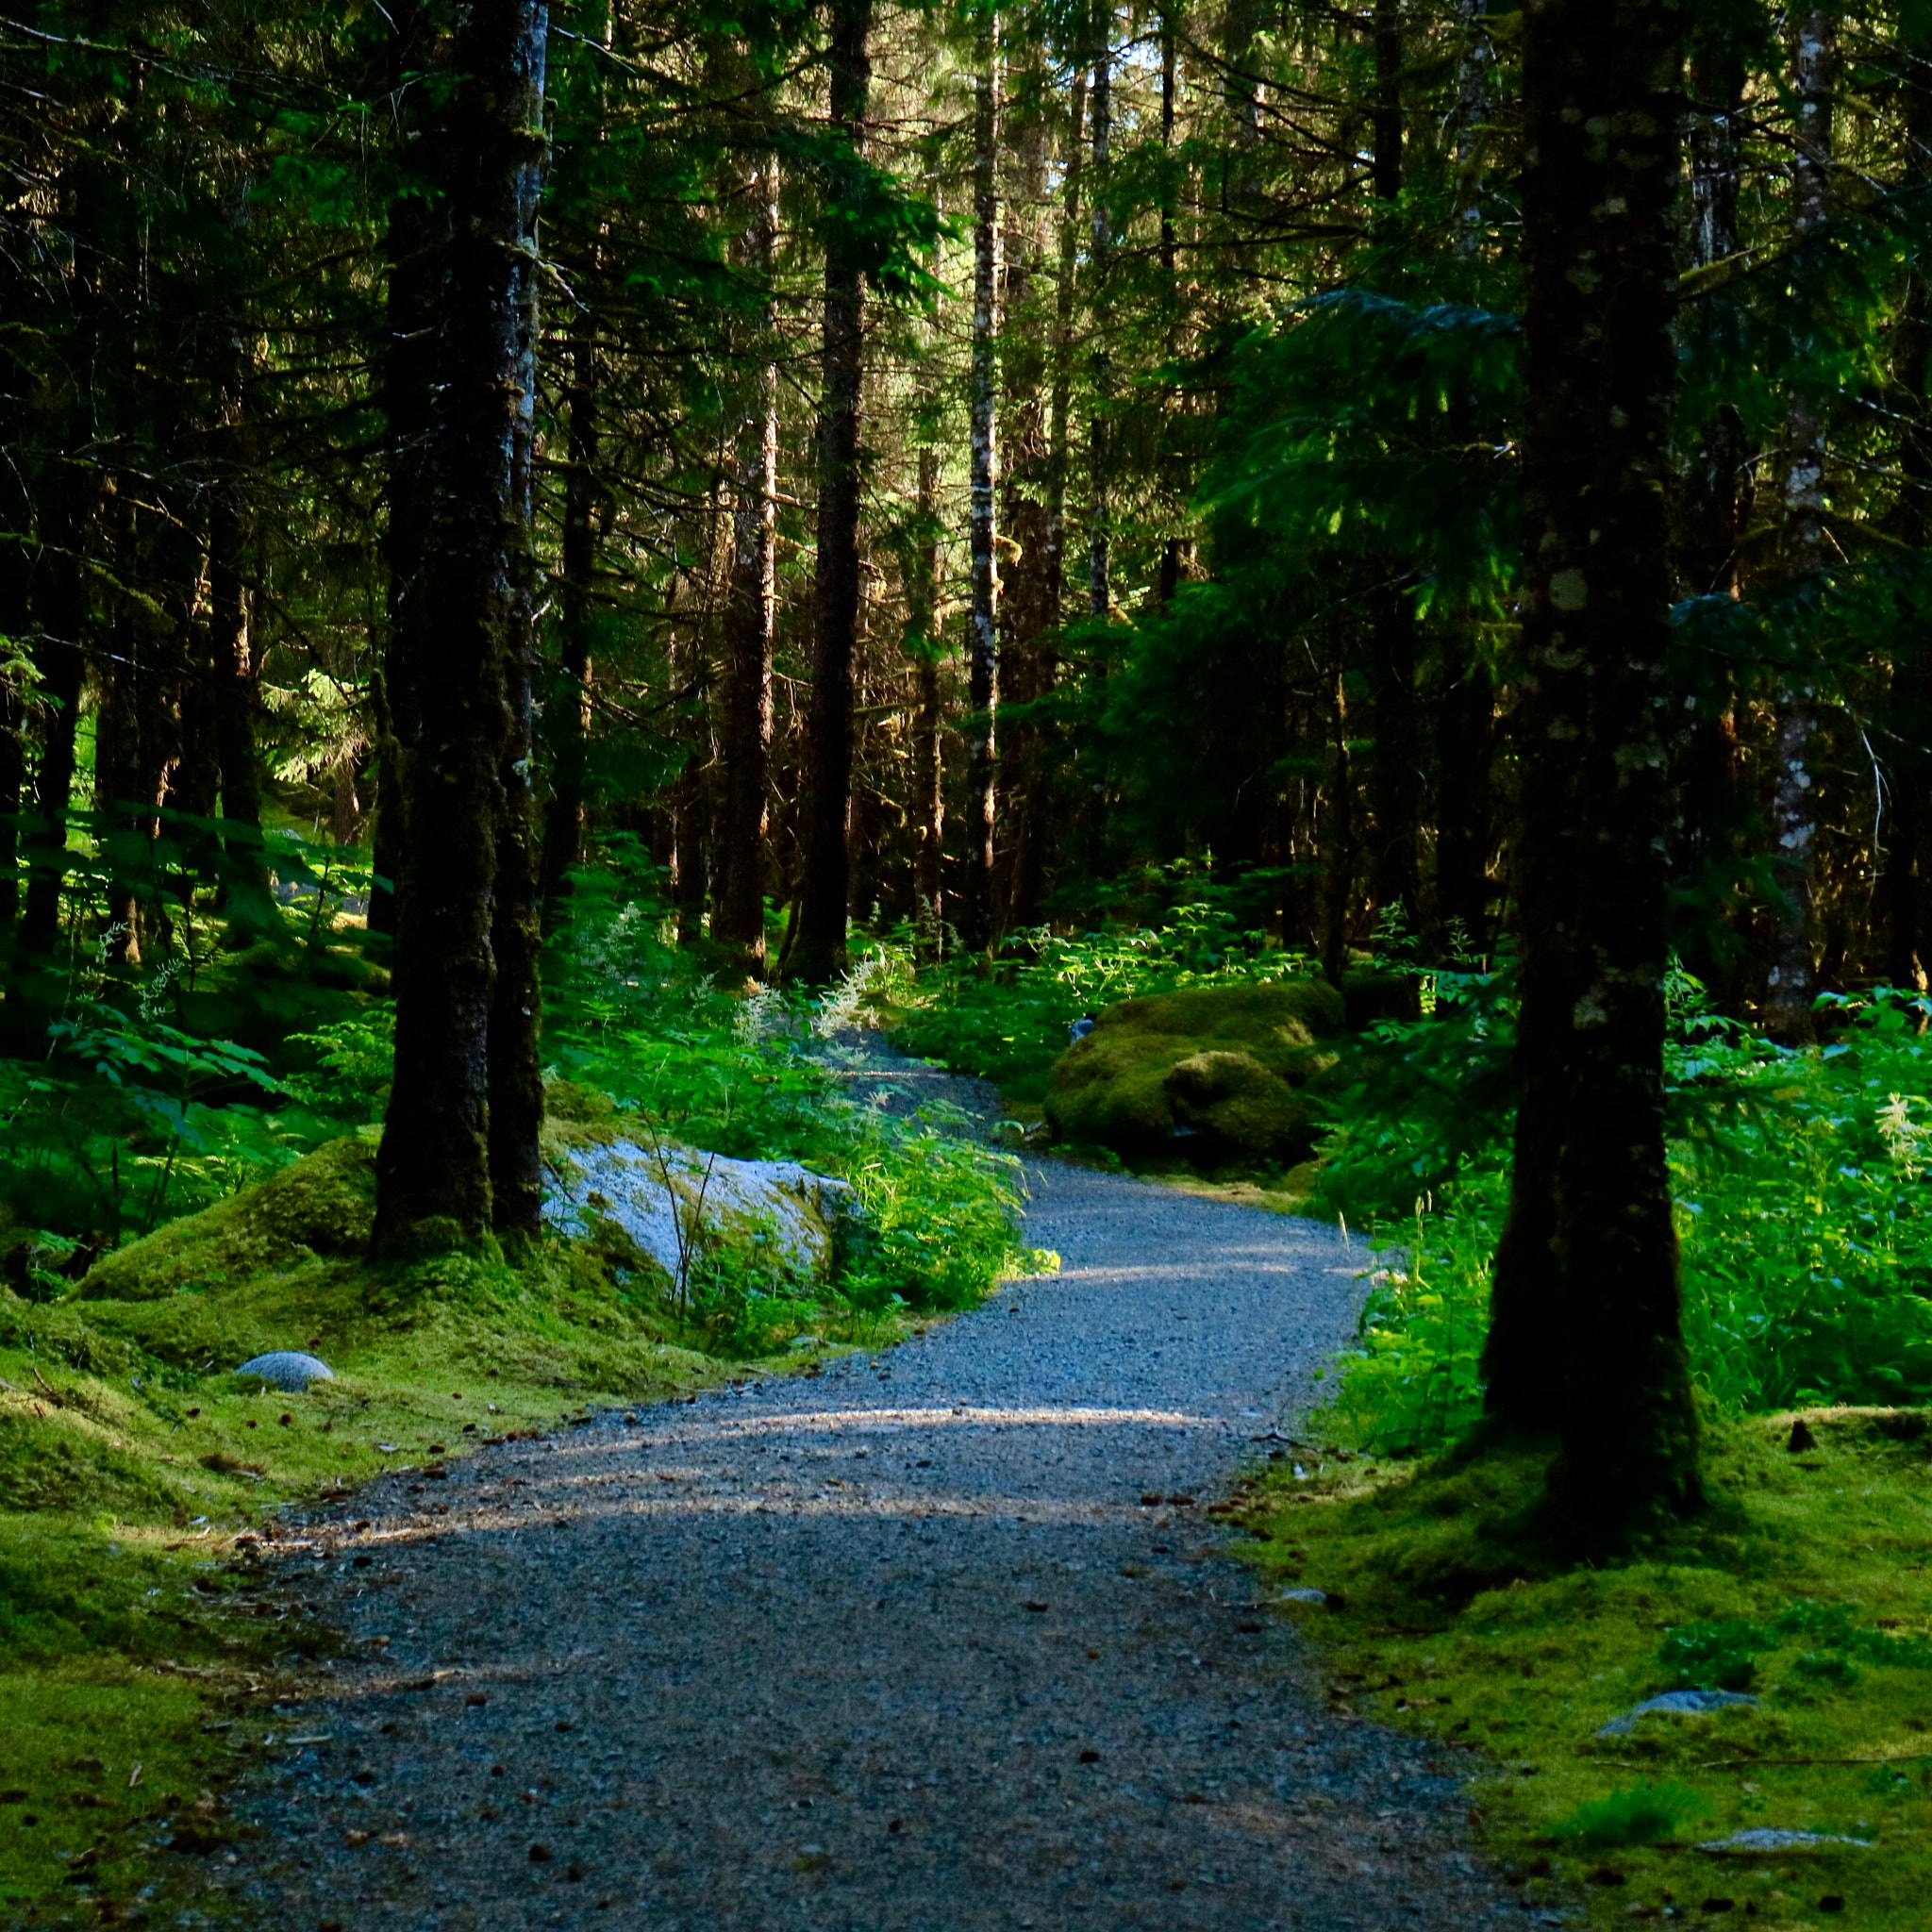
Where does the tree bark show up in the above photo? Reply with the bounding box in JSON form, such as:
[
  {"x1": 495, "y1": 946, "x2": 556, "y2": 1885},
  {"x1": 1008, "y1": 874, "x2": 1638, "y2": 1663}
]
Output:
[
  {"x1": 1762, "y1": 8, "x2": 1837, "y2": 1044},
  {"x1": 370, "y1": 0, "x2": 444, "y2": 943},
  {"x1": 486, "y1": 8, "x2": 549, "y2": 1247},
  {"x1": 1670, "y1": 30, "x2": 1749, "y2": 989},
  {"x1": 1087, "y1": 29, "x2": 1112, "y2": 620},
  {"x1": 1371, "y1": 0, "x2": 1402, "y2": 212},
  {"x1": 20, "y1": 155, "x2": 103, "y2": 958},
  {"x1": 1320, "y1": 658, "x2": 1354, "y2": 990},
  {"x1": 910, "y1": 447, "x2": 945, "y2": 958},
  {"x1": 960, "y1": 20, "x2": 1001, "y2": 956},
  {"x1": 375, "y1": 0, "x2": 549, "y2": 1250},
  {"x1": 1482, "y1": 0, "x2": 1700, "y2": 1539},
  {"x1": 1046, "y1": 71, "x2": 1086, "y2": 636},
  {"x1": 1447, "y1": 0, "x2": 1492, "y2": 255},
  {"x1": 209, "y1": 311, "x2": 267, "y2": 908},
  {"x1": 788, "y1": 0, "x2": 873, "y2": 987},
  {"x1": 1885, "y1": 24, "x2": 1932, "y2": 989},
  {"x1": 1433, "y1": 646, "x2": 1492, "y2": 955},
  {"x1": 1369, "y1": 588, "x2": 1421, "y2": 944},
  {"x1": 713, "y1": 157, "x2": 779, "y2": 974},
  {"x1": 540, "y1": 294, "x2": 600, "y2": 934}
]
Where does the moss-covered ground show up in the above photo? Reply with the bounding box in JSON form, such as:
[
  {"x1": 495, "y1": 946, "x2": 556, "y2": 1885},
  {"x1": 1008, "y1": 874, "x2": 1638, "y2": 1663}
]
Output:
[
  {"x1": 1226, "y1": 1407, "x2": 1932, "y2": 1930},
  {"x1": 0, "y1": 1129, "x2": 880, "y2": 1920}
]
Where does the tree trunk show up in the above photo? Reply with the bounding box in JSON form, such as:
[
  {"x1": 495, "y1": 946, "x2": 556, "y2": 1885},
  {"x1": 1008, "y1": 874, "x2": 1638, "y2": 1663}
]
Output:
[
  {"x1": 1886, "y1": 24, "x2": 1932, "y2": 990},
  {"x1": 96, "y1": 489, "x2": 181, "y2": 966},
  {"x1": 1371, "y1": 0, "x2": 1402, "y2": 213},
  {"x1": 788, "y1": 0, "x2": 873, "y2": 987},
  {"x1": 1046, "y1": 71, "x2": 1086, "y2": 636},
  {"x1": 20, "y1": 158, "x2": 103, "y2": 958},
  {"x1": 713, "y1": 158, "x2": 779, "y2": 974},
  {"x1": 370, "y1": 0, "x2": 444, "y2": 943},
  {"x1": 1087, "y1": 32, "x2": 1111, "y2": 620},
  {"x1": 540, "y1": 297, "x2": 600, "y2": 933},
  {"x1": 960, "y1": 22, "x2": 1001, "y2": 956},
  {"x1": 910, "y1": 447, "x2": 945, "y2": 958},
  {"x1": 210, "y1": 320, "x2": 267, "y2": 908},
  {"x1": 1447, "y1": 0, "x2": 1492, "y2": 255},
  {"x1": 375, "y1": 0, "x2": 549, "y2": 1250},
  {"x1": 0, "y1": 330, "x2": 32, "y2": 930},
  {"x1": 1321, "y1": 658, "x2": 1354, "y2": 989},
  {"x1": 1671, "y1": 33, "x2": 1749, "y2": 988},
  {"x1": 1481, "y1": 0, "x2": 1699, "y2": 1539},
  {"x1": 1369, "y1": 588, "x2": 1421, "y2": 946},
  {"x1": 1433, "y1": 646, "x2": 1492, "y2": 956},
  {"x1": 1762, "y1": 8, "x2": 1836, "y2": 1044},
  {"x1": 1224, "y1": 0, "x2": 1260, "y2": 209}
]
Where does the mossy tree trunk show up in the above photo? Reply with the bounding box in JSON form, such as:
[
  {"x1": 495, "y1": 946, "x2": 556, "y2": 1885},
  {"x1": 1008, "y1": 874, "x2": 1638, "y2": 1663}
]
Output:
[
  {"x1": 1481, "y1": 0, "x2": 1700, "y2": 1541},
  {"x1": 787, "y1": 0, "x2": 872, "y2": 988},
  {"x1": 376, "y1": 0, "x2": 549, "y2": 1251}
]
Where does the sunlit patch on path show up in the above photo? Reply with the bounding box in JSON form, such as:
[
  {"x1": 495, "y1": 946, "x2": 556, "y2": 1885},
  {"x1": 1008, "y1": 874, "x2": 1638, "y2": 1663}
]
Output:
[{"x1": 220, "y1": 1158, "x2": 1512, "y2": 1930}]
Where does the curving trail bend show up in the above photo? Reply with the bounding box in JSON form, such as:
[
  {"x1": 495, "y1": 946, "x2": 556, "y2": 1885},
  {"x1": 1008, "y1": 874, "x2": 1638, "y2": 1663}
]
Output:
[{"x1": 216, "y1": 1101, "x2": 1524, "y2": 1930}]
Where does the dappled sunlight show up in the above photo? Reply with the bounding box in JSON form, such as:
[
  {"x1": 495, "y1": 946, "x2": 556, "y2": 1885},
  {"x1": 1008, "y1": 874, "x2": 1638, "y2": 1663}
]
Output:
[{"x1": 679, "y1": 1403, "x2": 1222, "y2": 1435}]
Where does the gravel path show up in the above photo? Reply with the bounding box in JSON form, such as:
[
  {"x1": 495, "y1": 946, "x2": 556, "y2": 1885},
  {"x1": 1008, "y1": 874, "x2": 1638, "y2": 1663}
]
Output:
[{"x1": 208, "y1": 1063, "x2": 1525, "y2": 1931}]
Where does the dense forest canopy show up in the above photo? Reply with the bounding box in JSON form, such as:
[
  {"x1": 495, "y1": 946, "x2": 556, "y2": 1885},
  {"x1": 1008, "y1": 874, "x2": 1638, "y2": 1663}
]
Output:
[{"x1": 6, "y1": 0, "x2": 1932, "y2": 1538}]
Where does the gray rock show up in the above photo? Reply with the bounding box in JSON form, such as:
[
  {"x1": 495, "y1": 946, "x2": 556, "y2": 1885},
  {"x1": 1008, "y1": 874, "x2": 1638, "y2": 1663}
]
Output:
[
  {"x1": 1596, "y1": 1689, "x2": 1757, "y2": 1737},
  {"x1": 1274, "y1": 1588, "x2": 1331, "y2": 1605},
  {"x1": 233, "y1": 1351, "x2": 334, "y2": 1392},
  {"x1": 1696, "y1": 1828, "x2": 1871, "y2": 1855},
  {"x1": 542, "y1": 1141, "x2": 860, "y2": 1285}
]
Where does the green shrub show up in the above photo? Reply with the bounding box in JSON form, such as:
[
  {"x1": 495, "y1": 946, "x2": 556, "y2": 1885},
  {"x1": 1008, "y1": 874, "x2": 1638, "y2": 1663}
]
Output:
[{"x1": 1551, "y1": 1781, "x2": 1711, "y2": 1850}]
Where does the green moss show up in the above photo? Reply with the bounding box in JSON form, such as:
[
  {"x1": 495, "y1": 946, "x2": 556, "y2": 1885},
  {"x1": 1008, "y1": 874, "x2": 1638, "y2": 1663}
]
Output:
[
  {"x1": 0, "y1": 1124, "x2": 879, "y2": 1918},
  {"x1": 1229, "y1": 1407, "x2": 1932, "y2": 1929},
  {"x1": 74, "y1": 1133, "x2": 379, "y2": 1303},
  {"x1": 1043, "y1": 979, "x2": 1341, "y2": 1166}
]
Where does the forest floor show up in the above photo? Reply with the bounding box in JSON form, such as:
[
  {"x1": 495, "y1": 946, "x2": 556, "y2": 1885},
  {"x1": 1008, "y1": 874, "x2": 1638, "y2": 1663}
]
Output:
[{"x1": 156, "y1": 1049, "x2": 1525, "y2": 1932}]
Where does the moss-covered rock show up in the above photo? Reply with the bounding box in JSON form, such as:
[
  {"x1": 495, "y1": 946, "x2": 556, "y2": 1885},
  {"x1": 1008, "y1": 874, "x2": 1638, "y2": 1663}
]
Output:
[
  {"x1": 1042, "y1": 979, "x2": 1344, "y2": 1167},
  {"x1": 543, "y1": 1141, "x2": 858, "y2": 1288},
  {"x1": 74, "y1": 1134, "x2": 378, "y2": 1303}
]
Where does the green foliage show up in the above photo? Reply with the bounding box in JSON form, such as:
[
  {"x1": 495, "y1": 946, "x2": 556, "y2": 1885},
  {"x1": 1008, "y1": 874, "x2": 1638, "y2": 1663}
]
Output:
[
  {"x1": 1551, "y1": 1782, "x2": 1711, "y2": 1851},
  {"x1": 1041, "y1": 979, "x2": 1341, "y2": 1168},
  {"x1": 889, "y1": 862, "x2": 1318, "y2": 1108},
  {"x1": 1658, "y1": 1618, "x2": 1769, "y2": 1692},
  {"x1": 1310, "y1": 974, "x2": 1932, "y2": 1449},
  {"x1": 544, "y1": 851, "x2": 1039, "y2": 1338},
  {"x1": 1238, "y1": 1409, "x2": 1932, "y2": 1925}
]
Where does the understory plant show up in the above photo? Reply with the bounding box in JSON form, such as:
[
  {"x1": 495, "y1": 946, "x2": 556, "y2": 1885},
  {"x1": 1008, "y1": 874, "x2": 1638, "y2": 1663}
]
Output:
[{"x1": 1307, "y1": 974, "x2": 1932, "y2": 1451}]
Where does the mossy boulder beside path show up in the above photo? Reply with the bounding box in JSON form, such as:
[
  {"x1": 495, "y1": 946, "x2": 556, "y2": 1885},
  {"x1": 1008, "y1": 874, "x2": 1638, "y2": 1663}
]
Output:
[
  {"x1": 542, "y1": 1141, "x2": 858, "y2": 1287},
  {"x1": 73, "y1": 1109, "x2": 855, "y2": 1352},
  {"x1": 1042, "y1": 978, "x2": 1347, "y2": 1168}
]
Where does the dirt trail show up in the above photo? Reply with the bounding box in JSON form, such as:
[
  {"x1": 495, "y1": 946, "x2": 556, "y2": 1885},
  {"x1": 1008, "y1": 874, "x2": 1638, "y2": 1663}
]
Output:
[{"x1": 203, "y1": 1069, "x2": 1527, "y2": 1931}]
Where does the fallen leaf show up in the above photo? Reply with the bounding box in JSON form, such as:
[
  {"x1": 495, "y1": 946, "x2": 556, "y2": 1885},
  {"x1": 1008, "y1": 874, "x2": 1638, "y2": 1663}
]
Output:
[{"x1": 342, "y1": 1830, "x2": 371, "y2": 1848}]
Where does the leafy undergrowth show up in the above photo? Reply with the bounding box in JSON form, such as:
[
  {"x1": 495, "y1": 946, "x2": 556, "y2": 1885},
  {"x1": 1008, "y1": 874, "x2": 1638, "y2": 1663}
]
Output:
[
  {"x1": 1229, "y1": 1407, "x2": 1932, "y2": 1930},
  {"x1": 0, "y1": 1132, "x2": 947, "y2": 1920}
]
